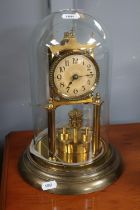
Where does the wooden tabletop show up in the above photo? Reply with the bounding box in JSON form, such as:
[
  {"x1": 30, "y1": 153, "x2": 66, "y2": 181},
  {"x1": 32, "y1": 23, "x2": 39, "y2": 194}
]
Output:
[{"x1": 0, "y1": 123, "x2": 140, "y2": 210}]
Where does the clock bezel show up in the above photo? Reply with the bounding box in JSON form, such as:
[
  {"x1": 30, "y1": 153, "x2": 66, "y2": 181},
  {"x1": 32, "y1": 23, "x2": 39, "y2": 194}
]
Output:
[{"x1": 49, "y1": 50, "x2": 100, "y2": 100}]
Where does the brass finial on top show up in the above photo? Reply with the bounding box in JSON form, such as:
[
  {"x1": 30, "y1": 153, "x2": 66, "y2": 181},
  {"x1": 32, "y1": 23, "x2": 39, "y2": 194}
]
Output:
[{"x1": 49, "y1": 30, "x2": 96, "y2": 54}]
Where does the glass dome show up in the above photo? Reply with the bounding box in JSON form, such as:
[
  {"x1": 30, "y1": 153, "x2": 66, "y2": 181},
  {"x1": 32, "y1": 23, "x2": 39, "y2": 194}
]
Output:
[
  {"x1": 29, "y1": 10, "x2": 109, "y2": 165},
  {"x1": 20, "y1": 10, "x2": 121, "y2": 194}
]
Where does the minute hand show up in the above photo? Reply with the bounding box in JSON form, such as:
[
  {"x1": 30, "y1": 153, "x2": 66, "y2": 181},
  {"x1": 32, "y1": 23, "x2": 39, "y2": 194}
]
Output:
[{"x1": 78, "y1": 74, "x2": 94, "y2": 77}]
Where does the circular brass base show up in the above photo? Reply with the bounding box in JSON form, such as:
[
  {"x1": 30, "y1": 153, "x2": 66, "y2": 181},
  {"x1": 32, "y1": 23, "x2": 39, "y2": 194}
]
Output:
[{"x1": 19, "y1": 144, "x2": 122, "y2": 194}]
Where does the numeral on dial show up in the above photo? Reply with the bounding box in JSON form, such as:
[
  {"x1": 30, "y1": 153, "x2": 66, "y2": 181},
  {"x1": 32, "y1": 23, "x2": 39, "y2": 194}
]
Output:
[
  {"x1": 65, "y1": 60, "x2": 69, "y2": 66},
  {"x1": 57, "y1": 74, "x2": 62, "y2": 80},
  {"x1": 87, "y1": 64, "x2": 91, "y2": 71},
  {"x1": 89, "y1": 73, "x2": 93, "y2": 78},
  {"x1": 87, "y1": 80, "x2": 90, "y2": 85},
  {"x1": 72, "y1": 58, "x2": 78, "y2": 64},
  {"x1": 60, "y1": 82, "x2": 65, "y2": 87},
  {"x1": 82, "y1": 86, "x2": 86, "y2": 91},
  {"x1": 59, "y1": 66, "x2": 65, "y2": 73},
  {"x1": 66, "y1": 86, "x2": 70, "y2": 93},
  {"x1": 73, "y1": 89, "x2": 78, "y2": 94}
]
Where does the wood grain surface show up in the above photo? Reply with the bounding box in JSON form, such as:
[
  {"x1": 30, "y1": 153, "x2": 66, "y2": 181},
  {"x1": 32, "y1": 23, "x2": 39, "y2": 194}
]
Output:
[{"x1": 0, "y1": 124, "x2": 140, "y2": 210}]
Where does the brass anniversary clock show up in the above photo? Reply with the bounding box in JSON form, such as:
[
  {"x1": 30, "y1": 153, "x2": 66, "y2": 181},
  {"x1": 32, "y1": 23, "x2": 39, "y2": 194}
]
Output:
[{"x1": 20, "y1": 10, "x2": 122, "y2": 194}]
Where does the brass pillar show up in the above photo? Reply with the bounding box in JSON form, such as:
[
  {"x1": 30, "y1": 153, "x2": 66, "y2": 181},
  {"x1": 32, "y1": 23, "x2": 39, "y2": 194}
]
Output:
[
  {"x1": 93, "y1": 93, "x2": 101, "y2": 156},
  {"x1": 48, "y1": 98, "x2": 55, "y2": 158}
]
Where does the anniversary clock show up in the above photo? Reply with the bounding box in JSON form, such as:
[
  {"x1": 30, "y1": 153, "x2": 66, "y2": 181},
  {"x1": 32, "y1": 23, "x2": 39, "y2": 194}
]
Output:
[{"x1": 20, "y1": 10, "x2": 122, "y2": 194}]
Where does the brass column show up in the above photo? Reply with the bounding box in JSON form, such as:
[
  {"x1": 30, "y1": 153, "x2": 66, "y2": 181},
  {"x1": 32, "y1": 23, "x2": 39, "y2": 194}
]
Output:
[
  {"x1": 93, "y1": 93, "x2": 101, "y2": 156},
  {"x1": 48, "y1": 98, "x2": 56, "y2": 158}
]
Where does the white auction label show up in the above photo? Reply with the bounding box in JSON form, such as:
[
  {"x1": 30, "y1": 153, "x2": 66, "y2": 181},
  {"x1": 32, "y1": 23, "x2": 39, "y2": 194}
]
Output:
[
  {"x1": 42, "y1": 180, "x2": 57, "y2": 191},
  {"x1": 62, "y1": 13, "x2": 80, "y2": 19}
]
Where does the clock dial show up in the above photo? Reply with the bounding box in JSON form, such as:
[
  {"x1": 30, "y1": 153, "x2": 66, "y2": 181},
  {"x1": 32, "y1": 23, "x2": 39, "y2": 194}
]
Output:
[{"x1": 50, "y1": 52, "x2": 99, "y2": 99}]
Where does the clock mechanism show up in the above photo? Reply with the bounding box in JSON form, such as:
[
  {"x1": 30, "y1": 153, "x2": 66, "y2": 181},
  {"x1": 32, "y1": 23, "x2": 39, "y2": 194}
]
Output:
[{"x1": 20, "y1": 10, "x2": 122, "y2": 194}]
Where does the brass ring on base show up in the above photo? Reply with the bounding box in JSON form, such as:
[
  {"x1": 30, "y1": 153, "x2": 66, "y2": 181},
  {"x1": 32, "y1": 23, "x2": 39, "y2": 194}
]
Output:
[{"x1": 19, "y1": 142, "x2": 122, "y2": 195}]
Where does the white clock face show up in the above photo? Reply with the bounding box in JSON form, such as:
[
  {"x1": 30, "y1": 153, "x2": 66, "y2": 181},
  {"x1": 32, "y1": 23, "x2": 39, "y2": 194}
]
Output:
[{"x1": 50, "y1": 53, "x2": 99, "y2": 99}]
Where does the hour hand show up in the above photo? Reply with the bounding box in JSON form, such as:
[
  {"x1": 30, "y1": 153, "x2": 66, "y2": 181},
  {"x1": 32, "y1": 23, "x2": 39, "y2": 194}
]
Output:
[
  {"x1": 67, "y1": 81, "x2": 73, "y2": 87},
  {"x1": 66, "y1": 80, "x2": 73, "y2": 93}
]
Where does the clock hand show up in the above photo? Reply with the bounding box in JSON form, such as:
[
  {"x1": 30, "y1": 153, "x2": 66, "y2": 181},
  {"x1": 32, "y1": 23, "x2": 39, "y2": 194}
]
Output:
[
  {"x1": 67, "y1": 81, "x2": 73, "y2": 87},
  {"x1": 78, "y1": 74, "x2": 94, "y2": 77}
]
